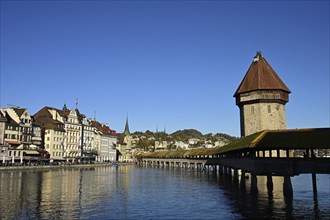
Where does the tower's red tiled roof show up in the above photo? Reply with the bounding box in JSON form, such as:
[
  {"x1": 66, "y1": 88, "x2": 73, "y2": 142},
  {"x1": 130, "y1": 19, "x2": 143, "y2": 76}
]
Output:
[{"x1": 234, "y1": 52, "x2": 291, "y2": 97}]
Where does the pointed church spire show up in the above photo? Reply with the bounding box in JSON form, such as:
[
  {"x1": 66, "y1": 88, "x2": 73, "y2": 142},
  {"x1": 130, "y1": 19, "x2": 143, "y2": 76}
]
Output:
[{"x1": 124, "y1": 115, "x2": 130, "y2": 136}]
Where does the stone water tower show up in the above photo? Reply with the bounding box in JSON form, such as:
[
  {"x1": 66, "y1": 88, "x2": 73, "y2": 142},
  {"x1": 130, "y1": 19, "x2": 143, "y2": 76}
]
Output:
[{"x1": 234, "y1": 52, "x2": 291, "y2": 137}]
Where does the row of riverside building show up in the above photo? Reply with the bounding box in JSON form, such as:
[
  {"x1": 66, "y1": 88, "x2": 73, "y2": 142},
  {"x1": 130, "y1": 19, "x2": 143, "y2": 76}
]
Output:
[{"x1": 0, "y1": 104, "x2": 130, "y2": 165}]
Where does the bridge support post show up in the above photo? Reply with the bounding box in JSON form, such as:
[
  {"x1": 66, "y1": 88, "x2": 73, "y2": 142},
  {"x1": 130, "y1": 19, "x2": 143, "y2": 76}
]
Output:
[
  {"x1": 240, "y1": 170, "x2": 246, "y2": 190},
  {"x1": 283, "y1": 176, "x2": 293, "y2": 195},
  {"x1": 312, "y1": 173, "x2": 317, "y2": 197},
  {"x1": 250, "y1": 174, "x2": 258, "y2": 193},
  {"x1": 219, "y1": 166, "x2": 223, "y2": 175},
  {"x1": 267, "y1": 175, "x2": 273, "y2": 192},
  {"x1": 233, "y1": 169, "x2": 239, "y2": 183},
  {"x1": 227, "y1": 167, "x2": 232, "y2": 177}
]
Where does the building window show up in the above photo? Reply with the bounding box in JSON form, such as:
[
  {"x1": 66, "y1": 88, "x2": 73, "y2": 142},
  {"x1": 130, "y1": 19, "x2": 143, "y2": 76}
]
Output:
[{"x1": 268, "y1": 105, "x2": 271, "y2": 113}]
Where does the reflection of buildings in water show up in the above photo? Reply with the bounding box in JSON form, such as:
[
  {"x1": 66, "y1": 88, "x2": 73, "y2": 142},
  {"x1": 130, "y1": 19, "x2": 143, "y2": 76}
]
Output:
[
  {"x1": 0, "y1": 171, "x2": 44, "y2": 219},
  {"x1": 20, "y1": 171, "x2": 43, "y2": 218},
  {"x1": 40, "y1": 169, "x2": 81, "y2": 219},
  {"x1": 0, "y1": 166, "x2": 134, "y2": 219},
  {"x1": 37, "y1": 166, "x2": 133, "y2": 218},
  {"x1": 0, "y1": 172, "x2": 23, "y2": 219}
]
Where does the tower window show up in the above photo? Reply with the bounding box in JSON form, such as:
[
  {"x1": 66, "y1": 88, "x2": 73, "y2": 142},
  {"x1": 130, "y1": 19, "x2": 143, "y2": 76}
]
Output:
[
  {"x1": 251, "y1": 106, "x2": 254, "y2": 114},
  {"x1": 268, "y1": 105, "x2": 271, "y2": 113}
]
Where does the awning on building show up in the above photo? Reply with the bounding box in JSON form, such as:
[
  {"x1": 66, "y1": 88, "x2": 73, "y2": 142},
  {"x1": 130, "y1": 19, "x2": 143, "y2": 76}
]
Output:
[
  {"x1": 5, "y1": 139, "x2": 21, "y2": 145},
  {"x1": 24, "y1": 150, "x2": 40, "y2": 155}
]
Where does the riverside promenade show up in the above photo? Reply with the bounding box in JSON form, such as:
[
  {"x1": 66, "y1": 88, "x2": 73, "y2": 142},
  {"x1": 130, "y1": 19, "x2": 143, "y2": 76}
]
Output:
[{"x1": 0, "y1": 162, "x2": 135, "y2": 171}]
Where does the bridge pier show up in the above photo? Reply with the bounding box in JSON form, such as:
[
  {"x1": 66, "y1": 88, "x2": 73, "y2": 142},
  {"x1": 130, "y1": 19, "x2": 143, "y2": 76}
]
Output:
[
  {"x1": 312, "y1": 173, "x2": 317, "y2": 197},
  {"x1": 250, "y1": 173, "x2": 258, "y2": 193},
  {"x1": 267, "y1": 175, "x2": 273, "y2": 192},
  {"x1": 240, "y1": 170, "x2": 246, "y2": 190},
  {"x1": 283, "y1": 176, "x2": 293, "y2": 195},
  {"x1": 218, "y1": 165, "x2": 223, "y2": 175},
  {"x1": 233, "y1": 168, "x2": 239, "y2": 184},
  {"x1": 226, "y1": 167, "x2": 232, "y2": 177}
]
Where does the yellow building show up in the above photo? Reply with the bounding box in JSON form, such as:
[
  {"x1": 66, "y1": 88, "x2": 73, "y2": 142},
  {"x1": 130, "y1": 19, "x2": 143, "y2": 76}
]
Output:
[{"x1": 33, "y1": 107, "x2": 66, "y2": 163}]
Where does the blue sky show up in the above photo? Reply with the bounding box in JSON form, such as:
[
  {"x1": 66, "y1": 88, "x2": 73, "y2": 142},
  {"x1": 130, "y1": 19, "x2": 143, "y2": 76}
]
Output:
[{"x1": 1, "y1": 0, "x2": 329, "y2": 137}]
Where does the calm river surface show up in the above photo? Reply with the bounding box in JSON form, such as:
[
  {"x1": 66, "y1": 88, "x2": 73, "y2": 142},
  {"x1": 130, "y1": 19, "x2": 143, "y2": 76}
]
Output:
[{"x1": 0, "y1": 165, "x2": 329, "y2": 219}]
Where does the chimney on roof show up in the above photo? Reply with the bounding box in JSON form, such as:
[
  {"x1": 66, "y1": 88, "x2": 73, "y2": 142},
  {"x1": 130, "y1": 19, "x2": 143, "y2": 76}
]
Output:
[{"x1": 253, "y1": 51, "x2": 262, "y2": 62}]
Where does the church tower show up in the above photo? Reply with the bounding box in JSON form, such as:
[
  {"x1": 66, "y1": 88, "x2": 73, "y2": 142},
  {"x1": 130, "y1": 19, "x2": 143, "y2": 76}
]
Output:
[{"x1": 234, "y1": 52, "x2": 291, "y2": 137}]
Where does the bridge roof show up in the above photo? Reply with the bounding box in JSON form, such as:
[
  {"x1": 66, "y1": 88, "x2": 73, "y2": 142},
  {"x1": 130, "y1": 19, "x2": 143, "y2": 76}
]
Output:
[
  {"x1": 142, "y1": 128, "x2": 330, "y2": 158},
  {"x1": 214, "y1": 128, "x2": 330, "y2": 153}
]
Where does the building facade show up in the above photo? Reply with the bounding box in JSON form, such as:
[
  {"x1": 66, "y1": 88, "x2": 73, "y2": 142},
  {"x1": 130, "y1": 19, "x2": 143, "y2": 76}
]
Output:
[
  {"x1": 91, "y1": 120, "x2": 116, "y2": 162},
  {"x1": 234, "y1": 52, "x2": 291, "y2": 137},
  {"x1": 1, "y1": 105, "x2": 117, "y2": 164},
  {"x1": 0, "y1": 109, "x2": 6, "y2": 145},
  {"x1": 81, "y1": 117, "x2": 95, "y2": 161},
  {"x1": 5, "y1": 108, "x2": 33, "y2": 149},
  {"x1": 0, "y1": 109, "x2": 8, "y2": 163},
  {"x1": 63, "y1": 108, "x2": 82, "y2": 162},
  {"x1": 31, "y1": 123, "x2": 42, "y2": 148},
  {"x1": 33, "y1": 107, "x2": 66, "y2": 162}
]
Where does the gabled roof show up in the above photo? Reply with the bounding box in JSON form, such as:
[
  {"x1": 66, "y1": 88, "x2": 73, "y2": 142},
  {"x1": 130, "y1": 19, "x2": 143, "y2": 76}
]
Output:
[
  {"x1": 13, "y1": 108, "x2": 26, "y2": 117},
  {"x1": 234, "y1": 52, "x2": 291, "y2": 97},
  {"x1": 5, "y1": 113, "x2": 19, "y2": 126},
  {"x1": 0, "y1": 109, "x2": 6, "y2": 122}
]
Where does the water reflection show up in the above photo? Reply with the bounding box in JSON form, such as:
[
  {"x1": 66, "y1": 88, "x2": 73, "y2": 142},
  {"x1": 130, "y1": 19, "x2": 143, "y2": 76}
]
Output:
[
  {"x1": 209, "y1": 172, "x2": 329, "y2": 219},
  {"x1": 0, "y1": 166, "x2": 329, "y2": 219}
]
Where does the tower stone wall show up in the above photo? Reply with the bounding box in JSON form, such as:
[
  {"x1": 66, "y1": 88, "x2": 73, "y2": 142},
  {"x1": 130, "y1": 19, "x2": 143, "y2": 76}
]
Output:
[{"x1": 241, "y1": 102, "x2": 287, "y2": 136}]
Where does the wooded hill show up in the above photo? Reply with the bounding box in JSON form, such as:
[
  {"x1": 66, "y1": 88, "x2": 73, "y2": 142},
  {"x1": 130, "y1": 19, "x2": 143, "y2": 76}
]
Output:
[{"x1": 131, "y1": 129, "x2": 238, "y2": 142}]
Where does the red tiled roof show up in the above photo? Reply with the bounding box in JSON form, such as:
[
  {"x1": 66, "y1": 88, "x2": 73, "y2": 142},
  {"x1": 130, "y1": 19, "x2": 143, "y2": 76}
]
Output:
[
  {"x1": 91, "y1": 120, "x2": 116, "y2": 135},
  {"x1": 234, "y1": 52, "x2": 291, "y2": 97}
]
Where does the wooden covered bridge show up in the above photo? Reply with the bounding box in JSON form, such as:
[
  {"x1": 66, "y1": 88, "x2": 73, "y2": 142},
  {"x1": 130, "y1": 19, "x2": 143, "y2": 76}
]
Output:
[{"x1": 139, "y1": 128, "x2": 330, "y2": 195}]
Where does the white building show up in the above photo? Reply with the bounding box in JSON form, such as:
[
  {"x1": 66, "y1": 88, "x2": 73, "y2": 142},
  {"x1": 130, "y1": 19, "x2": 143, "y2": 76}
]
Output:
[{"x1": 63, "y1": 108, "x2": 82, "y2": 162}]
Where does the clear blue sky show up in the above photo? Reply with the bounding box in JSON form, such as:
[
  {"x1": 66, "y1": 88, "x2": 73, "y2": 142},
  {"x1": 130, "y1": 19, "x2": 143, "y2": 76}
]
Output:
[{"x1": 1, "y1": 0, "x2": 329, "y2": 137}]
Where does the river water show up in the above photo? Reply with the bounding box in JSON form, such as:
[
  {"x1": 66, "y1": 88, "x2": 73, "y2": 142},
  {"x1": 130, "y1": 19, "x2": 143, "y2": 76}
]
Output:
[{"x1": 0, "y1": 165, "x2": 329, "y2": 219}]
